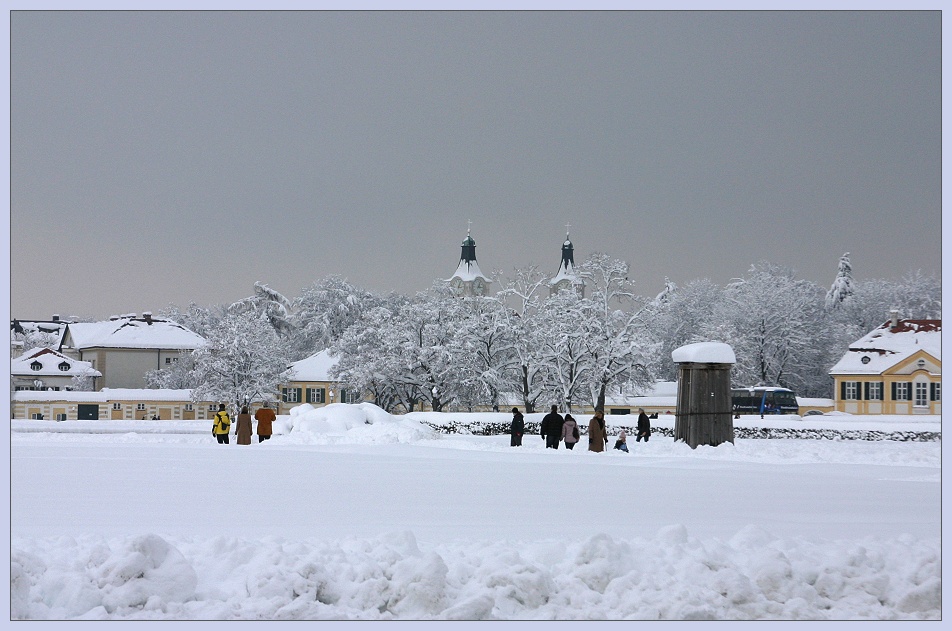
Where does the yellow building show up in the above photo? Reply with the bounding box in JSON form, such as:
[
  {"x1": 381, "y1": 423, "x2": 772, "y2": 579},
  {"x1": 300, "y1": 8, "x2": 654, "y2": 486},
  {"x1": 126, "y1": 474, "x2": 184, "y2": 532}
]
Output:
[
  {"x1": 278, "y1": 350, "x2": 360, "y2": 415},
  {"x1": 11, "y1": 388, "x2": 218, "y2": 421},
  {"x1": 829, "y1": 315, "x2": 940, "y2": 415}
]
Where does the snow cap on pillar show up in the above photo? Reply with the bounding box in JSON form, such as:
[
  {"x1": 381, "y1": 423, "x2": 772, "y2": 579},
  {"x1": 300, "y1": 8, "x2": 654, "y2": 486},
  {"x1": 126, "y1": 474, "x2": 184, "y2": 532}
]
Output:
[{"x1": 671, "y1": 342, "x2": 736, "y2": 364}]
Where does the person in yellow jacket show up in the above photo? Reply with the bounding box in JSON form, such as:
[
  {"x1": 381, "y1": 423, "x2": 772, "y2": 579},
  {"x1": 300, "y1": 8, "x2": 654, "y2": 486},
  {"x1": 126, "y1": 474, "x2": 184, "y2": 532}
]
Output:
[{"x1": 212, "y1": 403, "x2": 231, "y2": 444}]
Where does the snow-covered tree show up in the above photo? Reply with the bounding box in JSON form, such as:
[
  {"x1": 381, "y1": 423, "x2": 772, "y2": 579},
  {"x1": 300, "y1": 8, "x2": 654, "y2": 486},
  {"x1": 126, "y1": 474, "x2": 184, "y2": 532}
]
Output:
[
  {"x1": 291, "y1": 276, "x2": 382, "y2": 360},
  {"x1": 494, "y1": 266, "x2": 550, "y2": 413},
  {"x1": 892, "y1": 270, "x2": 941, "y2": 320},
  {"x1": 230, "y1": 282, "x2": 295, "y2": 339},
  {"x1": 330, "y1": 300, "x2": 408, "y2": 412},
  {"x1": 535, "y1": 288, "x2": 590, "y2": 412},
  {"x1": 331, "y1": 284, "x2": 468, "y2": 412},
  {"x1": 13, "y1": 329, "x2": 60, "y2": 353},
  {"x1": 644, "y1": 278, "x2": 722, "y2": 381},
  {"x1": 703, "y1": 262, "x2": 824, "y2": 392},
  {"x1": 187, "y1": 311, "x2": 292, "y2": 414},
  {"x1": 69, "y1": 373, "x2": 96, "y2": 392},
  {"x1": 145, "y1": 350, "x2": 200, "y2": 390},
  {"x1": 158, "y1": 302, "x2": 225, "y2": 339},
  {"x1": 576, "y1": 253, "x2": 656, "y2": 411},
  {"x1": 454, "y1": 296, "x2": 518, "y2": 412},
  {"x1": 825, "y1": 252, "x2": 854, "y2": 308}
]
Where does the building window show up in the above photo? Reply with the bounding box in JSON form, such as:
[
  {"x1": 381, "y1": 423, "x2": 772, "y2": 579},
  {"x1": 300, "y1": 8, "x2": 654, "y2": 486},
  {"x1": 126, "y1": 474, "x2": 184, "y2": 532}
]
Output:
[
  {"x1": 30, "y1": 361, "x2": 42, "y2": 371},
  {"x1": 31, "y1": 413, "x2": 43, "y2": 420},
  {"x1": 914, "y1": 382, "x2": 929, "y2": 407},
  {"x1": 112, "y1": 403, "x2": 122, "y2": 410},
  {"x1": 136, "y1": 403, "x2": 146, "y2": 411},
  {"x1": 185, "y1": 403, "x2": 193, "y2": 411},
  {"x1": 307, "y1": 388, "x2": 326, "y2": 404},
  {"x1": 866, "y1": 382, "x2": 883, "y2": 401},
  {"x1": 931, "y1": 382, "x2": 941, "y2": 402},
  {"x1": 282, "y1": 388, "x2": 301, "y2": 403},
  {"x1": 165, "y1": 357, "x2": 178, "y2": 365},
  {"x1": 916, "y1": 359, "x2": 926, "y2": 369},
  {"x1": 843, "y1": 381, "x2": 860, "y2": 400},
  {"x1": 55, "y1": 413, "x2": 67, "y2": 421},
  {"x1": 208, "y1": 404, "x2": 218, "y2": 411},
  {"x1": 341, "y1": 389, "x2": 361, "y2": 404},
  {"x1": 894, "y1": 382, "x2": 911, "y2": 401},
  {"x1": 58, "y1": 362, "x2": 71, "y2": 371}
]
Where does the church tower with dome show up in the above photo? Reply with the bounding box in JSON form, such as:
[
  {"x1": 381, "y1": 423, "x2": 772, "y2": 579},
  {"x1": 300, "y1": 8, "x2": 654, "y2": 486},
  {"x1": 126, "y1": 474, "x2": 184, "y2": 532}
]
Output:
[
  {"x1": 548, "y1": 226, "x2": 585, "y2": 298},
  {"x1": 447, "y1": 223, "x2": 492, "y2": 297}
]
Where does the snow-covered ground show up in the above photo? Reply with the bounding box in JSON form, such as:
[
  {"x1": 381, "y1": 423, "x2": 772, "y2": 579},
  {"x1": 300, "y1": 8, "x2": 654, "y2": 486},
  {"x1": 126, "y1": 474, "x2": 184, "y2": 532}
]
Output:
[{"x1": 10, "y1": 404, "x2": 942, "y2": 620}]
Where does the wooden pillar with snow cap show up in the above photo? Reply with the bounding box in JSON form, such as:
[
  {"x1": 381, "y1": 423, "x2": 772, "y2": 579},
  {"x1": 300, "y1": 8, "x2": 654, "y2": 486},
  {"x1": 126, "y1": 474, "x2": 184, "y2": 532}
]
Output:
[{"x1": 671, "y1": 342, "x2": 736, "y2": 449}]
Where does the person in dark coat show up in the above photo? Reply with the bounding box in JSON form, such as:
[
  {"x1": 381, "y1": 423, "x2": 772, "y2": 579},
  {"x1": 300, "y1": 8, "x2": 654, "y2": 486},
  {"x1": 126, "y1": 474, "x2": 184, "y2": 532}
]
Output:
[
  {"x1": 561, "y1": 414, "x2": 580, "y2": 450},
  {"x1": 540, "y1": 405, "x2": 564, "y2": 449},
  {"x1": 636, "y1": 408, "x2": 651, "y2": 442},
  {"x1": 510, "y1": 408, "x2": 525, "y2": 446},
  {"x1": 236, "y1": 406, "x2": 253, "y2": 445},
  {"x1": 587, "y1": 409, "x2": 608, "y2": 452}
]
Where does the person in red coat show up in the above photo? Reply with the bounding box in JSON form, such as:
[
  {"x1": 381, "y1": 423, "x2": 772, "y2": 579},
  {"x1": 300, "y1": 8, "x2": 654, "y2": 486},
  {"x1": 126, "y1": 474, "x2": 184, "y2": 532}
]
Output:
[{"x1": 255, "y1": 403, "x2": 276, "y2": 443}]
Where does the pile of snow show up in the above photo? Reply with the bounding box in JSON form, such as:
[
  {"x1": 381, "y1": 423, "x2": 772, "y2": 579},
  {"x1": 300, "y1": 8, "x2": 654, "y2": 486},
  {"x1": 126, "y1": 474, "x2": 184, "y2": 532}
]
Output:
[
  {"x1": 12, "y1": 528, "x2": 939, "y2": 620},
  {"x1": 281, "y1": 402, "x2": 438, "y2": 444},
  {"x1": 671, "y1": 341, "x2": 736, "y2": 364}
]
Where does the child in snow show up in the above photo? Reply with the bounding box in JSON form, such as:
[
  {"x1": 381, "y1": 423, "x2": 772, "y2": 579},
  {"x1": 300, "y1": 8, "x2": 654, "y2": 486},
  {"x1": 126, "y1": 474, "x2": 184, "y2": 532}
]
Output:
[{"x1": 614, "y1": 429, "x2": 629, "y2": 452}]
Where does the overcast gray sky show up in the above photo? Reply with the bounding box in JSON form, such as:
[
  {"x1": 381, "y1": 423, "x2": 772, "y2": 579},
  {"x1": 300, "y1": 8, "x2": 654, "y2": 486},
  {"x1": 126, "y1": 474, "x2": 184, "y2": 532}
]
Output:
[{"x1": 10, "y1": 10, "x2": 941, "y2": 320}]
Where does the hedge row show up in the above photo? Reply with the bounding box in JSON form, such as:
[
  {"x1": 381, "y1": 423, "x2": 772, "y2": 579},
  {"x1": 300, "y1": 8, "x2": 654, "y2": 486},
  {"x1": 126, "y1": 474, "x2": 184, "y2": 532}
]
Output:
[{"x1": 420, "y1": 421, "x2": 940, "y2": 442}]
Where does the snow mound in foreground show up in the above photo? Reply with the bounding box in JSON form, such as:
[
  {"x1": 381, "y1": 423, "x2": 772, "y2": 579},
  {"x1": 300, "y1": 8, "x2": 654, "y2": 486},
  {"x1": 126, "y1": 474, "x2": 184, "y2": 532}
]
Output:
[
  {"x1": 11, "y1": 527, "x2": 940, "y2": 620},
  {"x1": 281, "y1": 402, "x2": 438, "y2": 444}
]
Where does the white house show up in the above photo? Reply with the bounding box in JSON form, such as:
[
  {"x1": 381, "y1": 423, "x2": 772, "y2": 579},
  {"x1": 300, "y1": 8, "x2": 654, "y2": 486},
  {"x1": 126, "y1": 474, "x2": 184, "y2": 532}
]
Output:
[
  {"x1": 11, "y1": 347, "x2": 101, "y2": 392},
  {"x1": 59, "y1": 313, "x2": 206, "y2": 390}
]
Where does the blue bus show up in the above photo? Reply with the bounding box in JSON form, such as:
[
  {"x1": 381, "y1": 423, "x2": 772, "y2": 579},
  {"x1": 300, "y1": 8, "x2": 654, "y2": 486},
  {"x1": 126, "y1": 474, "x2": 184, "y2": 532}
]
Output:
[{"x1": 731, "y1": 387, "x2": 799, "y2": 415}]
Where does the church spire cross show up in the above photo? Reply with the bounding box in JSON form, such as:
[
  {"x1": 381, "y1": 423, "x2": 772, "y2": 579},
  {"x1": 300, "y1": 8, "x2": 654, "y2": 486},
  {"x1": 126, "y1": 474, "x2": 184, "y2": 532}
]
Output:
[
  {"x1": 565, "y1": 222, "x2": 571, "y2": 238},
  {"x1": 467, "y1": 219, "x2": 472, "y2": 236}
]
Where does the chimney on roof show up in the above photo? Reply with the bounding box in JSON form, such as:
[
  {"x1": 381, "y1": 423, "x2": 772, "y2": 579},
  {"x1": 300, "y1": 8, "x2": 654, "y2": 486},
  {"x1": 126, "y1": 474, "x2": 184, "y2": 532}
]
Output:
[
  {"x1": 143, "y1": 311, "x2": 153, "y2": 324},
  {"x1": 52, "y1": 314, "x2": 59, "y2": 322},
  {"x1": 889, "y1": 309, "x2": 900, "y2": 330}
]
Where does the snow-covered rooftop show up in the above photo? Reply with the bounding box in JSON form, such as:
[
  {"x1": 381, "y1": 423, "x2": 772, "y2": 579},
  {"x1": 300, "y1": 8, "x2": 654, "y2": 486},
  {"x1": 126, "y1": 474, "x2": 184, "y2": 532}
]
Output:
[
  {"x1": 10, "y1": 319, "x2": 70, "y2": 347},
  {"x1": 829, "y1": 319, "x2": 941, "y2": 375},
  {"x1": 448, "y1": 259, "x2": 491, "y2": 283},
  {"x1": 671, "y1": 342, "x2": 736, "y2": 364},
  {"x1": 549, "y1": 261, "x2": 583, "y2": 286},
  {"x1": 12, "y1": 388, "x2": 196, "y2": 403},
  {"x1": 289, "y1": 350, "x2": 340, "y2": 382},
  {"x1": 10, "y1": 348, "x2": 101, "y2": 378},
  {"x1": 63, "y1": 315, "x2": 206, "y2": 351}
]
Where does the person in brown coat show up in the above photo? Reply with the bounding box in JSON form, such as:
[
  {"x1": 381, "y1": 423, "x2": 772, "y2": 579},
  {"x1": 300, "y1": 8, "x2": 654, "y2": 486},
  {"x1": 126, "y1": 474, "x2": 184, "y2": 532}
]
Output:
[
  {"x1": 235, "y1": 406, "x2": 253, "y2": 445},
  {"x1": 255, "y1": 403, "x2": 276, "y2": 443},
  {"x1": 587, "y1": 409, "x2": 608, "y2": 452}
]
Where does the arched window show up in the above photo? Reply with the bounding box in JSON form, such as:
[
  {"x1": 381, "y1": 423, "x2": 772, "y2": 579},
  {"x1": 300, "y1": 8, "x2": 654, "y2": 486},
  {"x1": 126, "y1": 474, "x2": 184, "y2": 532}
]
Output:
[
  {"x1": 58, "y1": 362, "x2": 71, "y2": 372},
  {"x1": 30, "y1": 361, "x2": 42, "y2": 372}
]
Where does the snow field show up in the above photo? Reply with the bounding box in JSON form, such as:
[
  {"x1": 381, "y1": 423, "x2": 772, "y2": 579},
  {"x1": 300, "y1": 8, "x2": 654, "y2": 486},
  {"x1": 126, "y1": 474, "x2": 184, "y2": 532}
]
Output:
[{"x1": 10, "y1": 404, "x2": 942, "y2": 620}]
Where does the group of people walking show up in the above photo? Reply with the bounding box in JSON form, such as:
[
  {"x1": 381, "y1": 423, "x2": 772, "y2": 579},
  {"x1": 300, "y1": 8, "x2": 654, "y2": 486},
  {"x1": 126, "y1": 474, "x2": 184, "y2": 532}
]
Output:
[
  {"x1": 211, "y1": 403, "x2": 276, "y2": 445},
  {"x1": 509, "y1": 405, "x2": 651, "y2": 451}
]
